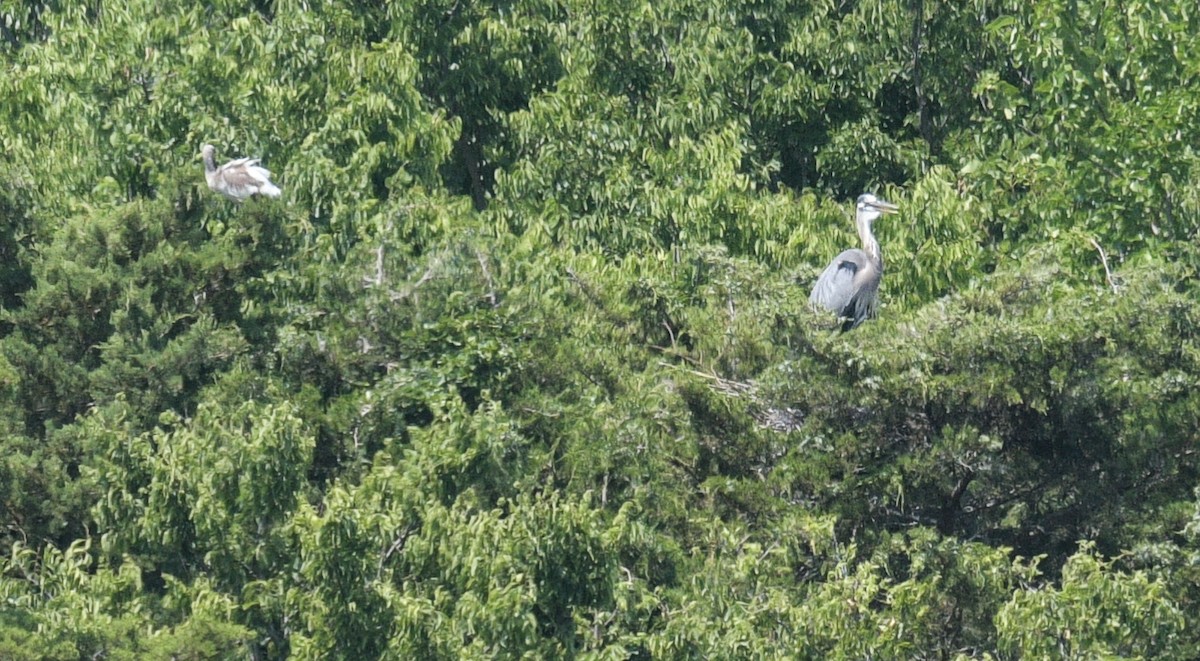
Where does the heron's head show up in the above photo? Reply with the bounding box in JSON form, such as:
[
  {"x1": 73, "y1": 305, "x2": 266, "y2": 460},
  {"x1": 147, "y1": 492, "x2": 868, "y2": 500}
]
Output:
[
  {"x1": 200, "y1": 144, "x2": 215, "y2": 160},
  {"x1": 856, "y1": 193, "x2": 900, "y2": 225}
]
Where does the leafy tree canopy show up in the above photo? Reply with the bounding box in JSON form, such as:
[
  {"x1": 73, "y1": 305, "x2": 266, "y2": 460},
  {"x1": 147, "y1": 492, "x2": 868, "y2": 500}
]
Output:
[{"x1": 1, "y1": 0, "x2": 1198, "y2": 658}]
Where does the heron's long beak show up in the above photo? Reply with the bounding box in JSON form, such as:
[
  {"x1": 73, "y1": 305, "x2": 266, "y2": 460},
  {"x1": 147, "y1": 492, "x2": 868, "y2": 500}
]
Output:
[{"x1": 872, "y1": 199, "x2": 900, "y2": 214}]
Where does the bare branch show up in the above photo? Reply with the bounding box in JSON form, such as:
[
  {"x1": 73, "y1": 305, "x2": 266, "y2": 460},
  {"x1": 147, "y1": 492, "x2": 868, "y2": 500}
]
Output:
[
  {"x1": 362, "y1": 245, "x2": 384, "y2": 288},
  {"x1": 1087, "y1": 236, "x2": 1119, "y2": 294},
  {"x1": 475, "y1": 247, "x2": 498, "y2": 307}
]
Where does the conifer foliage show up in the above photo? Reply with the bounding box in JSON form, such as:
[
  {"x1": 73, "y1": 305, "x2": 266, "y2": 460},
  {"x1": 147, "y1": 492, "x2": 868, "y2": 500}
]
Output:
[{"x1": 1, "y1": 0, "x2": 1199, "y2": 657}]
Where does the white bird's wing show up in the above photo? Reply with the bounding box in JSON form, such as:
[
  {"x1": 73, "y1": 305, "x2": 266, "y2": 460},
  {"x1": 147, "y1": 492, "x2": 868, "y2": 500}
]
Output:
[
  {"x1": 220, "y1": 157, "x2": 257, "y2": 170},
  {"x1": 209, "y1": 152, "x2": 282, "y2": 200},
  {"x1": 245, "y1": 164, "x2": 274, "y2": 184}
]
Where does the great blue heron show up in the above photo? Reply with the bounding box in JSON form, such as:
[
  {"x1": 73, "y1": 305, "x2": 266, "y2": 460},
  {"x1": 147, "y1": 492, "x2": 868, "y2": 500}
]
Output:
[
  {"x1": 201, "y1": 144, "x2": 282, "y2": 201},
  {"x1": 809, "y1": 193, "x2": 899, "y2": 332}
]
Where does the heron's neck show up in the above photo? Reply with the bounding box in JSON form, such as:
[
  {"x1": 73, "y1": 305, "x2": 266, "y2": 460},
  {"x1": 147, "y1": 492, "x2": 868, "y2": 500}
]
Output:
[
  {"x1": 203, "y1": 151, "x2": 217, "y2": 175},
  {"x1": 857, "y1": 219, "x2": 882, "y2": 271}
]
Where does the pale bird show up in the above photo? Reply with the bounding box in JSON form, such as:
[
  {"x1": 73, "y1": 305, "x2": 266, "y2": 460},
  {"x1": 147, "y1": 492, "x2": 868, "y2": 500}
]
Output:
[
  {"x1": 809, "y1": 193, "x2": 900, "y2": 332},
  {"x1": 201, "y1": 144, "x2": 282, "y2": 201}
]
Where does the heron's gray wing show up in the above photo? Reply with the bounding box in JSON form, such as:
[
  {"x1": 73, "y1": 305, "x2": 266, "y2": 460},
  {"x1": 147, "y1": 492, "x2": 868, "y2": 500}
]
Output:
[
  {"x1": 841, "y1": 260, "x2": 882, "y2": 331},
  {"x1": 809, "y1": 248, "x2": 869, "y2": 315}
]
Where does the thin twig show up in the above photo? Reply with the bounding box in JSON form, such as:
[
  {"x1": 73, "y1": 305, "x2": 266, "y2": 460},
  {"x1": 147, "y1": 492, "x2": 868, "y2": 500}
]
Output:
[
  {"x1": 379, "y1": 525, "x2": 416, "y2": 577},
  {"x1": 565, "y1": 267, "x2": 626, "y2": 326},
  {"x1": 389, "y1": 257, "x2": 441, "y2": 302},
  {"x1": 475, "y1": 247, "x2": 498, "y2": 307},
  {"x1": 362, "y1": 245, "x2": 384, "y2": 287},
  {"x1": 656, "y1": 360, "x2": 755, "y2": 395}
]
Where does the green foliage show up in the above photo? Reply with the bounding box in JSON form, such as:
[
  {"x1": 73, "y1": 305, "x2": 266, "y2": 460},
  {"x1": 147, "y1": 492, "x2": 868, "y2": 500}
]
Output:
[
  {"x1": 997, "y1": 543, "x2": 1188, "y2": 659},
  {"x1": 0, "y1": 540, "x2": 251, "y2": 659},
  {"x1": 966, "y1": 0, "x2": 1200, "y2": 256},
  {"x1": 2, "y1": 0, "x2": 1200, "y2": 658}
]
